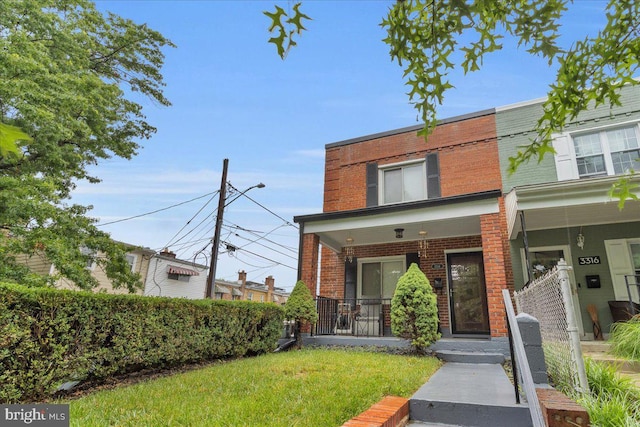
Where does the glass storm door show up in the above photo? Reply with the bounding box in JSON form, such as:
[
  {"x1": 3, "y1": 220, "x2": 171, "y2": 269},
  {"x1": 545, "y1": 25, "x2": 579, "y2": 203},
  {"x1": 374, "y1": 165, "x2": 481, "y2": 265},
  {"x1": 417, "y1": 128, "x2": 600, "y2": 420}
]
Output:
[{"x1": 447, "y1": 252, "x2": 490, "y2": 335}]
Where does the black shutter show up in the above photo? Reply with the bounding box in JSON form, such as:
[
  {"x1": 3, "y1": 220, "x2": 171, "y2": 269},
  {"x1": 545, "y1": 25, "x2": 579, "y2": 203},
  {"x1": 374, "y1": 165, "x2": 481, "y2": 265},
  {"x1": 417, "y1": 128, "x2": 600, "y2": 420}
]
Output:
[
  {"x1": 406, "y1": 252, "x2": 420, "y2": 270},
  {"x1": 426, "y1": 153, "x2": 441, "y2": 199},
  {"x1": 344, "y1": 257, "x2": 357, "y2": 305},
  {"x1": 366, "y1": 162, "x2": 378, "y2": 207}
]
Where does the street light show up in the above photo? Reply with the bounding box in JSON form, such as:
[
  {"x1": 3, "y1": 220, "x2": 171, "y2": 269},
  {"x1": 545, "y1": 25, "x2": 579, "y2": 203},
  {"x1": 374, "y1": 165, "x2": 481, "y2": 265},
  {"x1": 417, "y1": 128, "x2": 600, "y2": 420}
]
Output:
[{"x1": 205, "y1": 159, "x2": 265, "y2": 298}]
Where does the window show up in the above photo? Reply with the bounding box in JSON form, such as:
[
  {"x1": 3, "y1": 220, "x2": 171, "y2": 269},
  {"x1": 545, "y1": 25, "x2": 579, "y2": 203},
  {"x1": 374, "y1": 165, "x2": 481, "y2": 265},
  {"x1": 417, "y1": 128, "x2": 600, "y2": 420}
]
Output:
[
  {"x1": 380, "y1": 161, "x2": 426, "y2": 204},
  {"x1": 80, "y1": 247, "x2": 96, "y2": 270},
  {"x1": 248, "y1": 292, "x2": 253, "y2": 301},
  {"x1": 359, "y1": 257, "x2": 404, "y2": 298},
  {"x1": 215, "y1": 292, "x2": 224, "y2": 300},
  {"x1": 572, "y1": 124, "x2": 640, "y2": 178},
  {"x1": 125, "y1": 254, "x2": 137, "y2": 272},
  {"x1": 168, "y1": 273, "x2": 190, "y2": 282}
]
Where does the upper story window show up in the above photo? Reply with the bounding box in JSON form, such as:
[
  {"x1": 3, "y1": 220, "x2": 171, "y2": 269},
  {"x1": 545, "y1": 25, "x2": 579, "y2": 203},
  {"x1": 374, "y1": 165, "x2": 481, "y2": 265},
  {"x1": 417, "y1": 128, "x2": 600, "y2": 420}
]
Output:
[
  {"x1": 366, "y1": 153, "x2": 440, "y2": 207},
  {"x1": 80, "y1": 246, "x2": 96, "y2": 270},
  {"x1": 380, "y1": 161, "x2": 426, "y2": 204},
  {"x1": 572, "y1": 124, "x2": 639, "y2": 178},
  {"x1": 125, "y1": 253, "x2": 137, "y2": 272}
]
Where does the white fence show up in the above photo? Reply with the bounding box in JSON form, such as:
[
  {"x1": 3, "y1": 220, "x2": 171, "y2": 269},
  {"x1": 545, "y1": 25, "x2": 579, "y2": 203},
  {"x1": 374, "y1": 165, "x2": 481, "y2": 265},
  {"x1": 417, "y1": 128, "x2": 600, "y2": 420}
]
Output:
[{"x1": 513, "y1": 259, "x2": 589, "y2": 394}]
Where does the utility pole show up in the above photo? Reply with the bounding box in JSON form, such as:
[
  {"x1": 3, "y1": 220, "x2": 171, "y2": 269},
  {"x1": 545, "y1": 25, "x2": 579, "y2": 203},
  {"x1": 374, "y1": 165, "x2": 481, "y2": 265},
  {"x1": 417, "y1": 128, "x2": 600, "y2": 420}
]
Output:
[{"x1": 205, "y1": 158, "x2": 228, "y2": 298}]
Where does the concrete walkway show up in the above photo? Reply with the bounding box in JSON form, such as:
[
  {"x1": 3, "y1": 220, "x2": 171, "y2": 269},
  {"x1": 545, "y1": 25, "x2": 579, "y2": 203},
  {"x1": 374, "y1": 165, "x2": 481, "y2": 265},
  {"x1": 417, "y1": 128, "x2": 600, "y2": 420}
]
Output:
[{"x1": 407, "y1": 363, "x2": 532, "y2": 427}]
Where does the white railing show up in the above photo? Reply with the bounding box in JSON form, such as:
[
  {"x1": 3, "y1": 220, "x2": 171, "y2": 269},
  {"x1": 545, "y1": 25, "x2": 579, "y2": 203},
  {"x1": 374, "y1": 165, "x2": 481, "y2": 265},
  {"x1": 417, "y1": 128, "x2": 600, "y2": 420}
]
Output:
[{"x1": 513, "y1": 259, "x2": 589, "y2": 394}]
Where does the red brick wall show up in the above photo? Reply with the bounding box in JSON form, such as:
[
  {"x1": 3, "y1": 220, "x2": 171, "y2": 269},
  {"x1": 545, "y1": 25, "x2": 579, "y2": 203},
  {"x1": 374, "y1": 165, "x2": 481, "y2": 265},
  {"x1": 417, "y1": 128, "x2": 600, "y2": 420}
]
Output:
[
  {"x1": 480, "y1": 207, "x2": 512, "y2": 338},
  {"x1": 323, "y1": 114, "x2": 499, "y2": 212},
  {"x1": 300, "y1": 233, "x2": 320, "y2": 297},
  {"x1": 317, "y1": 235, "x2": 483, "y2": 332}
]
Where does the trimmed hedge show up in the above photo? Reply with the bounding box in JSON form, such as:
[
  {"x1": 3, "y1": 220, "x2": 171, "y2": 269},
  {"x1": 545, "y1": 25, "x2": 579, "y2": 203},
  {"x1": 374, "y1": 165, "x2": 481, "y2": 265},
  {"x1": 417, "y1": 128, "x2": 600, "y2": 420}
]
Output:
[{"x1": 0, "y1": 283, "x2": 285, "y2": 403}]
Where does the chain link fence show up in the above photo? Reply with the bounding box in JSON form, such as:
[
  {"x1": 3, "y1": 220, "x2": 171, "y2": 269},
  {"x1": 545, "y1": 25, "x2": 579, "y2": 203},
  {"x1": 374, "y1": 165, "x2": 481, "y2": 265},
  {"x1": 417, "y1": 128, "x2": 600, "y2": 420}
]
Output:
[{"x1": 513, "y1": 260, "x2": 589, "y2": 394}]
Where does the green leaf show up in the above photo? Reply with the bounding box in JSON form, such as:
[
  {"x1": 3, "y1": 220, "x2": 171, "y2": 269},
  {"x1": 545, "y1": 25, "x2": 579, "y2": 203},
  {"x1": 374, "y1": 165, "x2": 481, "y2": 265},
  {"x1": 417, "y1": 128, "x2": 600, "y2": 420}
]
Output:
[{"x1": 0, "y1": 123, "x2": 31, "y2": 159}]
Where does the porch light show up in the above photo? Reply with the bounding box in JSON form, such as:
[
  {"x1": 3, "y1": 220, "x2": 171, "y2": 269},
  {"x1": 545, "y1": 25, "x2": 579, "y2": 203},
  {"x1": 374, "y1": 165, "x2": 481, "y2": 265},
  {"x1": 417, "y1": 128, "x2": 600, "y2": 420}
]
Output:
[
  {"x1": 577, "y1": 228, "x2": 585, "y2": 250},
  {"x1": 418, "y1": 230, "x2": 428, "y2": 258},
  {"x1": 344, "y1": 236, "x2": 355, "y2": 263},
  {"x1": 394, "y1": 228, "x2": 404, "y2": 239}
]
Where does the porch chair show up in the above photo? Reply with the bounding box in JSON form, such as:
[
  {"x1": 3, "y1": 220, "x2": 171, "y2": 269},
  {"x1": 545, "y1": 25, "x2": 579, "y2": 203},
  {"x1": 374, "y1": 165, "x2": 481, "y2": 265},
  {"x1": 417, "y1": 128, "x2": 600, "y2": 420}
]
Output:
[
  {"x1": 354, "y1": 302, "x2": 381, "y2": 336},
  {"x1": 334, "y1": 303, "x2": 352, "y2": 334}
]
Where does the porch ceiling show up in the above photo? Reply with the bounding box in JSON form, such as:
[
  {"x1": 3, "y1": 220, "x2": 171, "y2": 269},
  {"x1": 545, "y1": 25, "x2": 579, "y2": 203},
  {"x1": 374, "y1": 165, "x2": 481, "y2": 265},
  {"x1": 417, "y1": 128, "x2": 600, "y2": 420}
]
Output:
[
  {"x1": 506, "y1": 176, "x2": 640, "y2": 239},
  {"x1": 299, "y1": 192, "x2": 501, "y2": 253}
]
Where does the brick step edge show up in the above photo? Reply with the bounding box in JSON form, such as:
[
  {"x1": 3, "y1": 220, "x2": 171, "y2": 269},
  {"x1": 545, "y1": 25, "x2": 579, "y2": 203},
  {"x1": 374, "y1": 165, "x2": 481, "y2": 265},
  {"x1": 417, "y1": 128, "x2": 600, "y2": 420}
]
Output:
[
  {"x1": 342, "y1": 396, "x2": 409, "y2": 427},
  {"x1": 536, "y1": 387, "x2": 590, "y2": 427}
]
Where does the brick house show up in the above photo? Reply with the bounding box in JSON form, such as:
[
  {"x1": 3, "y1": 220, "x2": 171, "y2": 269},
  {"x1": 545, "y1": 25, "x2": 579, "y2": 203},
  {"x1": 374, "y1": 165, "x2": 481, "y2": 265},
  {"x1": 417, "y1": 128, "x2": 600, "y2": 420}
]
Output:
[
  {"x1": 213, "y1": 271, "x2": 289, "y2": 305},
  {"x1": 294, "y1": 109, "x2": 514, "y2": 338},
  {"x1": 295, "y1": 85, "x2": 640, "y2": 342}
]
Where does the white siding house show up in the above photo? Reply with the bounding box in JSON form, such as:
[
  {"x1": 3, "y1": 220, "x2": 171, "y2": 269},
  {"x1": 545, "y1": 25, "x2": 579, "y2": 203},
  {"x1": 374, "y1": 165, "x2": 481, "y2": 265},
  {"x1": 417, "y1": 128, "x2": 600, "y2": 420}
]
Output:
[{"x1": 143, "y1": 250, "x2": 208, "y2": 299}]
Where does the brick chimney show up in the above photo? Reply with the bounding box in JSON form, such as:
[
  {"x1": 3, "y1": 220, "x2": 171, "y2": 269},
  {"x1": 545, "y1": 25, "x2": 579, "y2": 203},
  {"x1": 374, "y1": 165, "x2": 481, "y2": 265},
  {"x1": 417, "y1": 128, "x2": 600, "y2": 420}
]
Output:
[
  {"x1": 238, "y1": 270, "x2": 247, "y2": 300},
  {"x1": 265, "y1": 275, "x2": 275, "y2": 303},
  {"x1": 160, "y1": 248, "x2": 176, "y2": 259}
]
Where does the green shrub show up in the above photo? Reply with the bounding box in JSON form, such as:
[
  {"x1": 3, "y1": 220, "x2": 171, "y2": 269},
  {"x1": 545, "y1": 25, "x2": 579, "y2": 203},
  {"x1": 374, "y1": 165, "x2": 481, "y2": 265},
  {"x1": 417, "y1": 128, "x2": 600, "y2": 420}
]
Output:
[
  {"x1": 610, "y1": 316, "x2": 640, "y2": 361},
  {"x1": 0, "y1": 283, "x2": 284, "y2": 403},
  {"x1": 390, "y1": 263, "x2": 439, "y2": 352},
  {"x1": 284, "y1": 280, "x2": 317, "y2": 348},
  {"x1": 577, "y1": 358, "x2": 640, "y2": 426}
]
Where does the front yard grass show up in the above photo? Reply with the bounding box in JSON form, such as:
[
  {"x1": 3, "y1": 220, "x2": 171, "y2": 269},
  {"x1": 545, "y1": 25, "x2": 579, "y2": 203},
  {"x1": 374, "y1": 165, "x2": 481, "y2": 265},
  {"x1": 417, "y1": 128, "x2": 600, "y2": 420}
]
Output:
[{"x1": 67, "y1": 348, "x2": 441, "y2": 426}]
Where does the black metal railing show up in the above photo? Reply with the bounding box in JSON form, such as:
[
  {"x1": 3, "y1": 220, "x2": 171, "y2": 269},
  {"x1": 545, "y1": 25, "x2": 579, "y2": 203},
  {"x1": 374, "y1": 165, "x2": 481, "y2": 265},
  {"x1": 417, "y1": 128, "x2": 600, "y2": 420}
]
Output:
[{"x1": 314, "y1": 297, "x2": 393, "y2": 337}]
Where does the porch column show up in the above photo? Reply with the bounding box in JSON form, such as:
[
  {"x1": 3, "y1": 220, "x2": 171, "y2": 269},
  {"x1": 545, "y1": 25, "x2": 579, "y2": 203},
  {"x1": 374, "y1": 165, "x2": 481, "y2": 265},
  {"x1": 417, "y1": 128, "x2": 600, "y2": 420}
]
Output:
[
  {"x1": 300, "y1": 233, "x2": 320, "y2": 297},
  {"x1": 480, "y1": 210, "x2": 510, "y2": 338}
]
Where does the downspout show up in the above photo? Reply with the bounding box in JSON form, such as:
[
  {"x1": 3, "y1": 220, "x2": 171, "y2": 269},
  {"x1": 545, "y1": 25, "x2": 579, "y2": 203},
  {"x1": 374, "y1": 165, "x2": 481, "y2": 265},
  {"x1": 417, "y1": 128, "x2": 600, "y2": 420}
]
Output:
[
  {"x1": 297, "y1": 221, "x2": 304, "y2": 282},
  {"x1": 520, "y1": 211, "x2": 532, "y2": 285}
]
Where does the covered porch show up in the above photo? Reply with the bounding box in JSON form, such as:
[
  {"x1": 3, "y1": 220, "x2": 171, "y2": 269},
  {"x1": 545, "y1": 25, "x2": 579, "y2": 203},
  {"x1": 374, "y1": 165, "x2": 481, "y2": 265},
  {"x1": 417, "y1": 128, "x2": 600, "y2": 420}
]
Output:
[
  {"x1": 294, "y1": 190, "x2": 514, "y2": 338},
  {"x1": 505, "y1": 176, "x2": 640, "y2": 338}
]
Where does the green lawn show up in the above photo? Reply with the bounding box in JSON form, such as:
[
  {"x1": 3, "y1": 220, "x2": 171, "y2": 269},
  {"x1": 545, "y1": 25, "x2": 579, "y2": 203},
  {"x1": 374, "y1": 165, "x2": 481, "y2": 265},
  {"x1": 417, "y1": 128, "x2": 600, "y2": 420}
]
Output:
[{"x1": 67, "y1": 348, "x2": 441, "y2": 427}]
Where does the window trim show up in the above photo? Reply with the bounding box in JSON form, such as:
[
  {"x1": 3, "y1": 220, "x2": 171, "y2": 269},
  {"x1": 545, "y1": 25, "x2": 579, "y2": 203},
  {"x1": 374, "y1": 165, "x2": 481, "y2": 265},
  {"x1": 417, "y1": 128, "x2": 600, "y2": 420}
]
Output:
[
  {"x1": 378, "y1": 159, "x2": 427, "y2": 205},
  {"x1": 569, "y1": 122, "x2": 640, "y2": 178}
]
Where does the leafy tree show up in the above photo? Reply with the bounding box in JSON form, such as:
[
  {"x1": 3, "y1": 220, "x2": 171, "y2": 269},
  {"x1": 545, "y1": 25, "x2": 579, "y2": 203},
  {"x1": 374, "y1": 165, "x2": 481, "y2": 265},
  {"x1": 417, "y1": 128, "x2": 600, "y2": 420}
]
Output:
[
  {"x1": 0, "y1": 0, "x2": 174, "y2": 291},
  {"x1": 391, "y1": 263, "x2": 439, "y2": 353},
  {"x1": 284, "y1": 280, "x2": 318, "y2": 348},
  {"x1": 266, "y1": 1, "x2": 640, "y2": 205}
]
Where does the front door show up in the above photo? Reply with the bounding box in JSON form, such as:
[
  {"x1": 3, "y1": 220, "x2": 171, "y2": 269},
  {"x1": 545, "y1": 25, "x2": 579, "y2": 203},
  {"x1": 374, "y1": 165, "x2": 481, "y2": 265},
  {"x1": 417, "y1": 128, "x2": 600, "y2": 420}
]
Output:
[{"x1": 447, "y1": 252, "x2": 490, "y2": 335}]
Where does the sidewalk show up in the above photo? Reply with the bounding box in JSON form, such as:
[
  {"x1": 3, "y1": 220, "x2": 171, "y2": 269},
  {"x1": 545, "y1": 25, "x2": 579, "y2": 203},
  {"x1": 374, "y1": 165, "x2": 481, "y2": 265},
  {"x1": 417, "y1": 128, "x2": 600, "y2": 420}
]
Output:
[{"x1": 407, "y1": 362, "x2": 532, "y2": 427}]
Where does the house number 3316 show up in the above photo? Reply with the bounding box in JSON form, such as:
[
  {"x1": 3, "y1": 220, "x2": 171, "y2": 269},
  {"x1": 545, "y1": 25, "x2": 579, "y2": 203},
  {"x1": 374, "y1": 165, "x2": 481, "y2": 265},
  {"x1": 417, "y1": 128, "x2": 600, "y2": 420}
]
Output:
[{"x1": 578, "y1": 256, "x2": 601, "y2": 265}]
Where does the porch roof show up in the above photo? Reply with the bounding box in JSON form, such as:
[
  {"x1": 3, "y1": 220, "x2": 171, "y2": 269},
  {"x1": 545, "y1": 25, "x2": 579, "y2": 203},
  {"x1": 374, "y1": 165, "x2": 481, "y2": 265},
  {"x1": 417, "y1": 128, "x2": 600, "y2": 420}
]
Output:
[
  {"x1": 294, "y1": 190, "x2": 501, "y2": 253},
  {"x1": 505, "y1": 175, "x2": 640, "y2": 240}
]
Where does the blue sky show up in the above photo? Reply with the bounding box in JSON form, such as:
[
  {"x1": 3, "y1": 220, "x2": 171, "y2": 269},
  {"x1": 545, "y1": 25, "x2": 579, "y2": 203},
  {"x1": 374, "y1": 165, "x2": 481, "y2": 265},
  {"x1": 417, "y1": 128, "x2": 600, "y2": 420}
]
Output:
[{"x1": 72, "y1": 1, "x2": 609, "y2": 291}]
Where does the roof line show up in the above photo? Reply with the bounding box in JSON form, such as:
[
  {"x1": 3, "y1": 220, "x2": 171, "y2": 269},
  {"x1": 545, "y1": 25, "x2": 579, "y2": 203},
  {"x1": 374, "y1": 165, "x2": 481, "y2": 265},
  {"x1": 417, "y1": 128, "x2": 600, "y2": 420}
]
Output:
[
  {"x1": 294, "y1": 189, "x2": 502, "y2": 224},
  {"x1": 325, "y1": 108, "x2": 496, "y2": 149}
]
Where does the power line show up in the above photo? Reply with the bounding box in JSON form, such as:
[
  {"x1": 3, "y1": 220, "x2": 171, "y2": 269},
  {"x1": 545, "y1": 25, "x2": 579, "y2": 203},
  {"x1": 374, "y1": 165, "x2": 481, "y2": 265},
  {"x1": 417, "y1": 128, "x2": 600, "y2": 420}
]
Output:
[
  {"x1": 224, "y1": 221, "x2": 297, "y2": 253},
  {"x1": 221, "y1": 240, "x2": 297, "y2": 270},
  {"x1": 97, "y1": 191, "x2": 219, "y2": 227},
  {"x1": 163, "y1": 194, "x2": 218, "y2": 249},
  {"x1": 223, "y1": 227, "x2": 298, "y2": 261},
  {"x1": 239, "y1": 192, "x2": 298, "y2": 229}
]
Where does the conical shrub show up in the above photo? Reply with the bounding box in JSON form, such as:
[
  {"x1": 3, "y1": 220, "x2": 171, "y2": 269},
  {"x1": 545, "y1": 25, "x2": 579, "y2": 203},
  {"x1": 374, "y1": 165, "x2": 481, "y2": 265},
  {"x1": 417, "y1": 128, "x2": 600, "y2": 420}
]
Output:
[{"x1": 391, "y1": 263, "x2": 440, "y2": 352}]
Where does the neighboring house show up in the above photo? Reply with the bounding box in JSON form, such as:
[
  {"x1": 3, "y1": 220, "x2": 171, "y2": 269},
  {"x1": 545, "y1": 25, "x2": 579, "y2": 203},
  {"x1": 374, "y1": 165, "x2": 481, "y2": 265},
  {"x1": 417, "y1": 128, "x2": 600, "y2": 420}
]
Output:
[
  {"x1": 143, "y1": 248, "x2": 208, "y2": 299},
  {"x1": 17, "y1": 243, "x2": 154, "y2": 295},
  {"x1": 294, "y1": 109, "x2": 511, "y2": 339},
  {"x1": 497, "y1": 84, "x2": 640, "y2": 337},
  {"x1": 213, "y1": 270, "x2": 289, "y2": 305},
  {"x1": 294, "y1": 85, "x2": 640, "y2": 341}
]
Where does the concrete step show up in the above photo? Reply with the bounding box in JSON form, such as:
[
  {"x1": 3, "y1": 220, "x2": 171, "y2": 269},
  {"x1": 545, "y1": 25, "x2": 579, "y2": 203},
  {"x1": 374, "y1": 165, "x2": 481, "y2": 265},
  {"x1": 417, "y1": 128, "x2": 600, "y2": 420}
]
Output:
[
  {"x1": 435, "y1": 350, "x2": 505, "y2": 364},
  {"x1": 584, "y1": 352, "x2": 640, "y2": 373},
  {"x1": 409, "y1": 363, "x2": 532, "y2": 427},
  {"x1": 580, "y1": 340, "x2": 611, "y2": 353}
]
